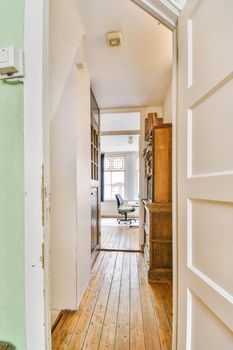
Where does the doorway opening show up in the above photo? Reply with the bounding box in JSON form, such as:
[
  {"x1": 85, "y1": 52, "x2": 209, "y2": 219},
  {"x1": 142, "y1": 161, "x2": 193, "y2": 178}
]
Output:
[
  {"x1": 100, "y1": 111, "x2": 141, "y2": 252},
  {"x1": 36, "y1": 0, "x2": 177, "y2": 348}
]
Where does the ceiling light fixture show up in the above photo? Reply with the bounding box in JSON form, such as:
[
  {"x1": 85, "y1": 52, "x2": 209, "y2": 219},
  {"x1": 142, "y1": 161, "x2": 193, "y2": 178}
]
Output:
[{"x1": 128, "y1": 136, "x2": 133, "y2": 144}]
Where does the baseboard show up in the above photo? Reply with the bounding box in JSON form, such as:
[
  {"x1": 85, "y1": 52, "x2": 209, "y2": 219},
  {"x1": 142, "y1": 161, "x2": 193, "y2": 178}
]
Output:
[
  {"x1": 101, "y1": 215, "x2": 139, "y2": 219},
  {"x1": 101, "y1": 248, "x2": 141, "y2": 253},
  {"x1": 148, "y1": 268, "x2": 172, "y2": 282},
  {"x1": 51, "y1": 310, "x2": 63, "y2": 332},
  {"x1": 91, "y1": 244, "x2": 100, "y2": 266}
]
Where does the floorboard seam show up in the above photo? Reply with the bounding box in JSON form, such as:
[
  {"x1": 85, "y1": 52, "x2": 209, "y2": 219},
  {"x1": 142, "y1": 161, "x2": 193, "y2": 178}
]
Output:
[
  {"x1": 97, "y1": 252, "x2": 119, "y2": 349},
  {"x1": 113, "y1": 252, "x2": 128, "y2": 350},
  {"x1": 67, "y1": 252, "x2": 111, "y2": 349},
  {"x1": 137, "y1": 253, "x2": 147, "y2": 350},
  {"x1": 82, "y1": 252, "x2": 118, "y2": 349}
]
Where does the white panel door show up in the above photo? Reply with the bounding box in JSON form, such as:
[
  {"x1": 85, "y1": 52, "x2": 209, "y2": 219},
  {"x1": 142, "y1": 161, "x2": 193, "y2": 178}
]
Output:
[{"x1": 178, "y1": 0, "x2": 233, "y2": 348}]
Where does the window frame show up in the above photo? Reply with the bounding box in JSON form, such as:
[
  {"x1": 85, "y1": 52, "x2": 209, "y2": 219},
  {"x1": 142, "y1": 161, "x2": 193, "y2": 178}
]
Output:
[{"x1": 103, "y1": 152, "x2": 128, "y2": 201}]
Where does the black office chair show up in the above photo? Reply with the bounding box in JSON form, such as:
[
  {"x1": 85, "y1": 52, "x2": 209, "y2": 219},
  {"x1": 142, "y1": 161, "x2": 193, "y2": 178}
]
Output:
[{"x1": 115, "y1": 194, "x2": 136, "y2": 224}]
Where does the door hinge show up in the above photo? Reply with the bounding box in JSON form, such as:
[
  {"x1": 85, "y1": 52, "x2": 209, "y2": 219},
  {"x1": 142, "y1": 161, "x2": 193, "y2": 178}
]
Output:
[
  {"x1": 41, "y1": 242, "x2": 45, "y2": 269},
  {"x1": 41, "y1": 164, "x2": 45, "y2": 226}
]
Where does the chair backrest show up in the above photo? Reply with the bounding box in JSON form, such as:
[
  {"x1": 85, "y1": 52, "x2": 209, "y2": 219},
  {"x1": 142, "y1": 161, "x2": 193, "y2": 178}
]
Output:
[{"x1": 115, "y1": 194, "x2": 124, "y2": 208}]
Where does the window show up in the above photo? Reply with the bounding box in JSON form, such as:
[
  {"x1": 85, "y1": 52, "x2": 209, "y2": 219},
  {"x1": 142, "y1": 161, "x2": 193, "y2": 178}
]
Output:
[
  {"x1": 136, "y1": 155, "x2": 140, "y2": 200},
  {"x1": 104, "y1": 155, "x2": 125, "y2": 200}
]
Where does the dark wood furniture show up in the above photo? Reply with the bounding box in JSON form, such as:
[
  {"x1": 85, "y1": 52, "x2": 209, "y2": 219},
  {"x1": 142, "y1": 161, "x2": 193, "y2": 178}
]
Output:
[
  {"x1": 90, "y1": 90, "x2": 101, "y2": 263},
  {"x1": 143, "y1": 113, "x2": 172, "y2": 281}
]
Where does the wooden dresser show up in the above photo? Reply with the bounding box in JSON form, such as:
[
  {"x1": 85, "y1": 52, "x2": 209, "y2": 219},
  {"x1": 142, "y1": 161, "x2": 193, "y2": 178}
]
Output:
[{"x1": 143, "y1": 114, "x2": 172, "y2": 281}]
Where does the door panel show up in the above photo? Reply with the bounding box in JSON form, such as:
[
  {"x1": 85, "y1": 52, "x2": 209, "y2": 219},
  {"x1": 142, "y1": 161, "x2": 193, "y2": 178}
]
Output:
[
  {"x1": 190, "y1": 79, "x2": 233, "y2": 176},
  {"x1": 178, "y1": 0, "x2": 233, "y2": 348},
  {"x1": 190, "y1": 292, "x2": 233, "y2": 350},
  {"x1": 190, "y1": 0, "x2": 233, "y2": 86},
  {"x1": 190, "y1": 199, "x2": 233, "y2": 296}
]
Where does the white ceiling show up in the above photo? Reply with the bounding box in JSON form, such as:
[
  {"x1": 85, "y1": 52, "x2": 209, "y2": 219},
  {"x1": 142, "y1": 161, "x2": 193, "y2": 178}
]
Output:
[
  {"x1": 101, "y1": 112, "x2": 140, "y2": 131},
  {"x1": 101, "y1": 134, "x2": 139, "y2": 153},
  {"x1": 76, "y1": 0, "x2": 172, "y2": 109}
]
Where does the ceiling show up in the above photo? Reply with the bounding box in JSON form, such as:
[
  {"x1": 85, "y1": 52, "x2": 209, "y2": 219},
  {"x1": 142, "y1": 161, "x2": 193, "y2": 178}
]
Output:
[
  {"x1": 76, "y1": 0, "x2": 172, "y2": 109},
  {"x1": 101, "y1": 112, "x2": 140, "y2": 131},
  {"x1": 101, "y1": 134, "x2": 139, "y2": 153}
]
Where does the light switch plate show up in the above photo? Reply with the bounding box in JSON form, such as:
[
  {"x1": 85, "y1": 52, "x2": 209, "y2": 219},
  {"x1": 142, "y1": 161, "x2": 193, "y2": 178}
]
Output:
[
  {"x1": 0, "y1": 48, "x2": 9, "y2": 63},
  {"x1": 0, "y1": 47, "x2": 24, "y2": 80}
]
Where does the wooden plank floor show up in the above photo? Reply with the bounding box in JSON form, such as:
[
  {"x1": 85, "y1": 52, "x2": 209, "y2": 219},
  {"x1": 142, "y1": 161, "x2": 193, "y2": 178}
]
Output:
[
  {"x1": 52, "y1": 251, "x2": 172, "y2": 350},
  {"x1": 101, "y1": 225, "x2": 140, "y2": 251}
]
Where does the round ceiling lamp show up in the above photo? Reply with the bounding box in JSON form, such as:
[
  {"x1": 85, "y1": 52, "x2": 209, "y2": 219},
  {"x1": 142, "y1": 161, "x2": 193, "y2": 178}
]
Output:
[{"x1": 128, "y1": 136, "x2": 133, "y2": 144}]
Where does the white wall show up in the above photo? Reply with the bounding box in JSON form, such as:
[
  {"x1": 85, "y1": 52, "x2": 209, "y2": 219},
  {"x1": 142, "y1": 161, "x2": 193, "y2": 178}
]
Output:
[
  {"x1": 101, "y1": 135, "x2": 139, "y2": 153},
  {"x1": 127, "y1": 152, "x2": 138, "y2": 200},
  {"x1": 50, "y1": 0, "x2": 84, "y2": 118},
  {"x1": 145, "y1": 105, "x2": 163, "y2": 117},
  {"x1": 50, "y1": 67, "x2": 79, "y2": 310},
  {"x1": 50, "y1": 64, "x2": 91, "y2": 311},
  {"x1": 163, "y1": 82, "x2": 172, "y2": 123},
  {"x1": 75, "y1": 66, "x2": 91, "y2": 307},
  {"x1": 50, "y1": 0, "x2": 91, "y2": 312},
  {"x1": 101, "y1": 112, "x2": 140, "y2": 131}
]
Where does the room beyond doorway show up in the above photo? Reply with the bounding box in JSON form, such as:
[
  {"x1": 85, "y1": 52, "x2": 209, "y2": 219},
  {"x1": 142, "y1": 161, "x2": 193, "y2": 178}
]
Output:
[
  {"x1": 100, "y1": 111, "x2": 141, "y2": 252},
  {"x1": 101, "y1": 221, "x2": 140, "y2": 251}
]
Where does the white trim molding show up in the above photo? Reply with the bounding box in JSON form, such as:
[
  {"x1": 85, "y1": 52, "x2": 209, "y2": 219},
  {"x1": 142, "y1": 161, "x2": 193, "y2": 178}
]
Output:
[
  {"x1": 24, "y1": 0, "x2": 50, "y2": 349},
  {"x1": 131, "y1": 0, "x2": 181, "y2": 30}
]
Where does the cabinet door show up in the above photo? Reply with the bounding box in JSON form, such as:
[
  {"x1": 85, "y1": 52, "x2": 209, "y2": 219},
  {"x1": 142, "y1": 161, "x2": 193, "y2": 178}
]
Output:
[{"x1": 91, "y1": 188, "x2": 99, "y2": 251}]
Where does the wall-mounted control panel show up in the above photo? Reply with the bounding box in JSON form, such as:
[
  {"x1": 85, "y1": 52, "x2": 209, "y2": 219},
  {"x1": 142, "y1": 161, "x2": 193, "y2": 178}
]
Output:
[{"x1": 0, "y1": 47, "x2": 24, "y2": 80}]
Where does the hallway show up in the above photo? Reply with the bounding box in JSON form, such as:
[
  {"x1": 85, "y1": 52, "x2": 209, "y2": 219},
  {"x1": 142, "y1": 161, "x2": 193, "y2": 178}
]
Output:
[
  {"x1": 101, "y1": 223, "x2": 140, "y2": 251},
  {"x1": 52, "y1": 249, "x2": 172, "y2": 350}
]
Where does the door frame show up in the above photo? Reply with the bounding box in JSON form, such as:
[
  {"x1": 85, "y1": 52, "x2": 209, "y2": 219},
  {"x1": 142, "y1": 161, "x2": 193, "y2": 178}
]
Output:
[
  {"x1": 171, "y1": 29, "x2": 178, "y2": 350},
  {"x1": 24, "y1": 1, "x2": 181, "y2": 349},
  {"x1": 24, "y1": 0, "x2": 50, "y2": 349},
  {"x1": 131, "y1": 2, "x2": 181, "y2": 349},
  {"x1": 100, "y1": 107, "x2": 148, "y2": 250}
]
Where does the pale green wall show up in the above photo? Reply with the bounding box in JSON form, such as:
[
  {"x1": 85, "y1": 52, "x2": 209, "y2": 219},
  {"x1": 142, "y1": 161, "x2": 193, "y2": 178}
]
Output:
[{"x1": 0, "y1": 1, "x2": 26, "y2": 349}]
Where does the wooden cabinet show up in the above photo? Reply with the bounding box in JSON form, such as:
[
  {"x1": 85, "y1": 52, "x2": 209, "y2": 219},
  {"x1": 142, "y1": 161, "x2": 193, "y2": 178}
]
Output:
[
  {"x1": 143, "y1": 201, "x2": 172, "y2": 281},
  {"x1": 143, "y1": 114, "x2": 172, "y2": 281},
  {"x1": 90, "y1": 90, "x2": 100, "y2": 262}
]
